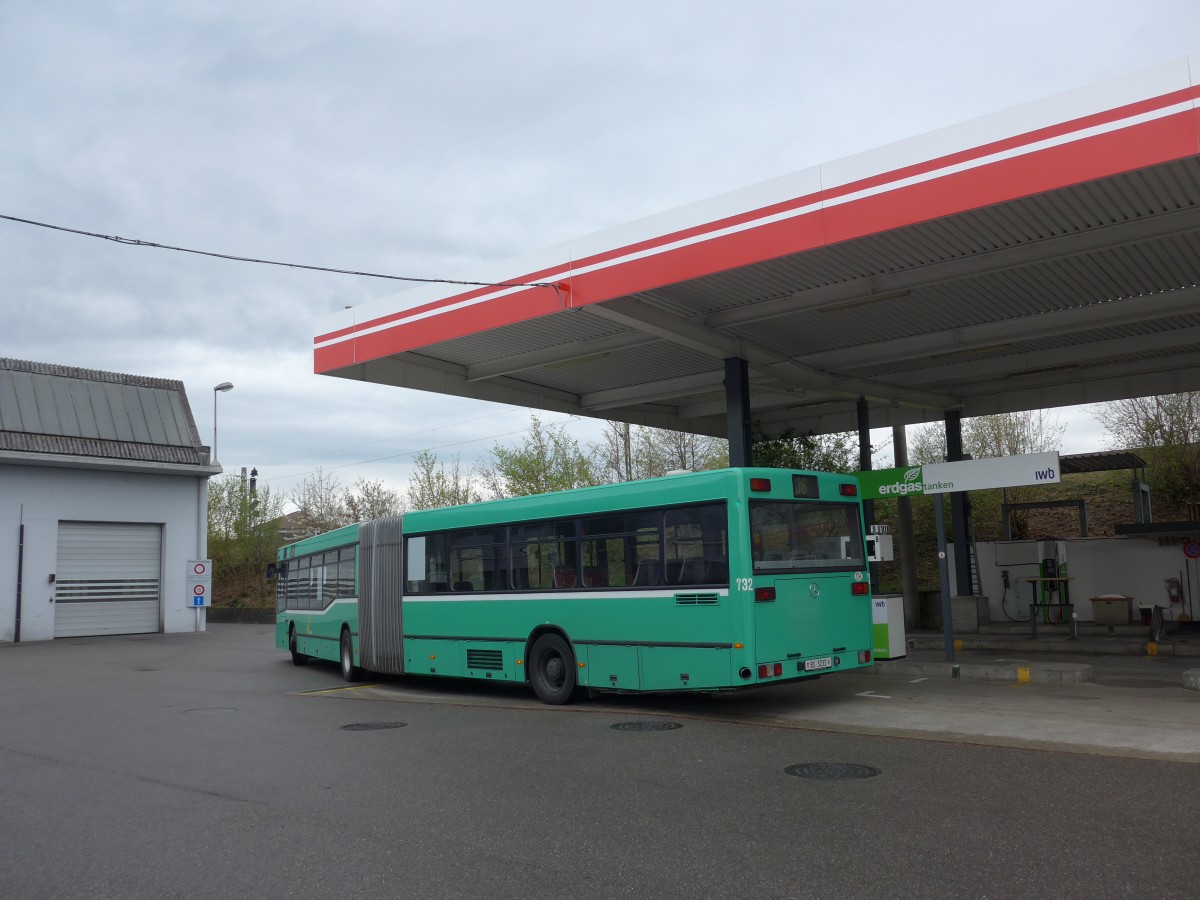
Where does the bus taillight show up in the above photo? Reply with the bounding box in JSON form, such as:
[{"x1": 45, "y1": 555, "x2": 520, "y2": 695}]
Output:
[
  {"x1": 859, "y1": 650, "x2": 872, "y2": 664},
  {"x1": 754, "y1": 587, "x2": 776, "y2": 602},
  {"x1": 839, "y1": 483, "x2": 858, "y2": 496},
  {"x1": 750, "y1": 477, "x2": 772, "y2": 492},
  {"x1": 757, "y1": 662, "x2": 783, "y2": 679},
  {"x1": 851, "y1": 582, "x2": 869, "y2": 595}
]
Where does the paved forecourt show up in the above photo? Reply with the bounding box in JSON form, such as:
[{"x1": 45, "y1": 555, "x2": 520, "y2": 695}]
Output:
[{"x1": 2, "y1": 625, "x2": 1198, "y2": 899}]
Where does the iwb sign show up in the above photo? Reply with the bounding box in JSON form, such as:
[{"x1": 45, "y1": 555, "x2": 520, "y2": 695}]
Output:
[
  {"x1": 858, "y1": 452, "x2": 1060, "y2": 500},
  {"x1": 923, "y1": 451, "x2": 1060, "y2": 494}
]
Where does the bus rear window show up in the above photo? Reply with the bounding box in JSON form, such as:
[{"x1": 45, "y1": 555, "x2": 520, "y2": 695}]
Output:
[{"x1": 749, "y1": 500, "x2": 865, "y2": 573}]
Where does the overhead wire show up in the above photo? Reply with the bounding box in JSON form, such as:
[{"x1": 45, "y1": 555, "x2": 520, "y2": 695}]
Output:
[
  {"x1": 1, "y1": 212, "x2": 577, "y2": 482},
  {"x1": 0, "y1": 212, "x2": 562, "y2": 293}
]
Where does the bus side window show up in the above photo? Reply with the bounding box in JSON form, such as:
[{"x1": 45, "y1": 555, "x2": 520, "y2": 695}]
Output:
[
  {"x1": 704, "y1": 560, "x2": 728, "y2": 585},
  {"x1": 675, "y1": 558, "x2": 705, "y2": 585},
  {"x1": 633, "y1": 561, "x2": 660, "y2": 586}
]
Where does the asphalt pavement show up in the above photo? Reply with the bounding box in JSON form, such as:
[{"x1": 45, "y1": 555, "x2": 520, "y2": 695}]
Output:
[{"x1": 1, "y1": 625, "x2": 1198, "y2": 899}]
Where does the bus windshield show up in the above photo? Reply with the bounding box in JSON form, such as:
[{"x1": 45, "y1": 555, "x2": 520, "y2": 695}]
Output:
[{"x1": 749, "y1": 500, "x2": 866, "y2": 573}]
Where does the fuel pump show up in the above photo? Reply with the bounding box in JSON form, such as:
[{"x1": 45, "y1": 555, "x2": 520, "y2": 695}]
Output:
[{"x1": 1037, "y1": 539, "x2": 1068, "y2": 621}]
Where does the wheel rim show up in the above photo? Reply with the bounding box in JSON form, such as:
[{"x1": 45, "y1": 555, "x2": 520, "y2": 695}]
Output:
[{"x1": 542, "y1": 652, "x2": 564, "y2": 689}]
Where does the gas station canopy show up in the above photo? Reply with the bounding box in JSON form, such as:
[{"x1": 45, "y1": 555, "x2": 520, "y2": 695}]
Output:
[{"x1": 314, "y1": 55, "x2": 1200, "y2": 439}]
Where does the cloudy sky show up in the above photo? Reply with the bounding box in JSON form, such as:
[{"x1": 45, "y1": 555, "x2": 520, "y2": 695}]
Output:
[{"x1": 3, "y1": 1, "x2": 1198, "y2": 501}]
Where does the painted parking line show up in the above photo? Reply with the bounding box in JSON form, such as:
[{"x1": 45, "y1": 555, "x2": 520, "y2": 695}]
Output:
[
  {"x1": 855, "y1": 690, "x2": 892, "y2": 699},
  {"x1": 299, "y1": 683, "x2": 383, "y2": 695}
]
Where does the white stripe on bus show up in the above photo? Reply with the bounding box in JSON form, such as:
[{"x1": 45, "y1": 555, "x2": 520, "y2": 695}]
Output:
[{"x1": 401, "y1": 589, "x2": 729, "y2": 602}]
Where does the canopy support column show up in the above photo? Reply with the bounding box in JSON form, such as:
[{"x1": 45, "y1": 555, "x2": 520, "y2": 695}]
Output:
[
  {"x1": 945, "y1": 410, "x2": 973, "y2": 597},
  {"x1": 857, "y1": 397, "x2": 877, "y2": 592},
  {"x1": 725, "y1": 357, "x2": 753, "y2": 468},
  {"x1": 893, "y1": 424, "x2": 920, "y2": 632}
]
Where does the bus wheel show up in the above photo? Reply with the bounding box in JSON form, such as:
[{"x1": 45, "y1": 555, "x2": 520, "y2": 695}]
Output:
[
  {"x1": 340, "y1": 628, "x2": 362, "y2": 683},
  {"x1": 289, "y1": 626, "x2": 308, "y2": 667},
  {"x1": 528, "y1": 633, "x2": 579, "y2": 705}
]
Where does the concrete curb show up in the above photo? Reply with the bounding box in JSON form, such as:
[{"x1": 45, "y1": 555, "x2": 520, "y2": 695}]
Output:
[
  {"x1": 874, "y1": 659, "x2": 1093, "y2": 684},
  {"x1": 1183, "y1": 669, "x2": 1200, "y2": 691},
  {"x1": 206, "y1": 607, "x2": 275, "y2": 624},
  {"x1": 907, "y1": 635, "x2": 1200, "y2": 657}
]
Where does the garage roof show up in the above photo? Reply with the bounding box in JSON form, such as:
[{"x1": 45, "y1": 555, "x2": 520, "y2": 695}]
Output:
[
  {"x1": 314, "y1": 55, "x2": 1200, "y2": 439},
  {"x1": 0, "y1": 358, "x2": 218, "y2": 474}
]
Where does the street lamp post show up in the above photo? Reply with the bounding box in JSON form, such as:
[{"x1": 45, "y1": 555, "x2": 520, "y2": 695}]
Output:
[{"x1": 212, "y1": 382, "x2": 234, "y2": 466}]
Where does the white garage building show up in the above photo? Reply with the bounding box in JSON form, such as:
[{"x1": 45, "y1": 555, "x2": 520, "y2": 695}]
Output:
[{"x1": 0, "y1": 358, "x2": 219, "y2": 642}]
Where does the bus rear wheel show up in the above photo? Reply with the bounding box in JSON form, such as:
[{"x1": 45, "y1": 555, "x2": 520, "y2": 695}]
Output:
[
  {"x1": 528, "y1": 633, "x2": 583, "y2": 705},
  {"x1": 340, "y1": 628, "x2": 362, "y2": 682},
  {"x1": 289, "y1": 626, "x2": 308, "y2": 667}
]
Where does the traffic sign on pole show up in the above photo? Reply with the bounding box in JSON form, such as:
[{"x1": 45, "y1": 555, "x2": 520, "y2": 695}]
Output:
[{"x1": 186, "y1": 559, "x2": 213, "y2": 608}]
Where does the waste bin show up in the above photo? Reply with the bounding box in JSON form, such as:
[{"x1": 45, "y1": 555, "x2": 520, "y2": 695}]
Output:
[
  {"x1": 1138, "y1": 605, "x2": 1153, "y2": 625},
  {"x1": 1090, "y1": 594, "x2": 1132, "y2": 625}
]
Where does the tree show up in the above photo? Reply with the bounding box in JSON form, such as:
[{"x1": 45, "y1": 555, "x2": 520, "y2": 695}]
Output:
[
  {"x1": 207, "y1": 474, "x2": 285, "y2": 605},
  {"x1": 477, "y1": 414, "x2": 597, "y2": 498},
  {"x1": 591, "y1": 421, "x2": 641, "y2": 483},
  {"x1": 1095, "y1": 392, "x2": 1200, "y2": 511},
  {"x1": 289, "y1": 467, "x2": 349, "y2": 538},
  {"x1": 345, "y1": 475, "x2": 404, "y2": 521},
  {"x1": 407, "y1": 450, "x2": 479, "y2": 509},
  {"x1": 1095, "y1": 393, "x2": 1200, "y2": 448},
  {"x1": 750, "y1": 424, "x2": 857, "y2": 473},
  {"x1": 590, "y1": 422, "x2": 727, "y2": 483},
  {"x1": 909, "y1": 410, "x2": 1066, "y2": 464},
  {"x1": 645, "y1": 427, "x2": 727, "y2": 475}
]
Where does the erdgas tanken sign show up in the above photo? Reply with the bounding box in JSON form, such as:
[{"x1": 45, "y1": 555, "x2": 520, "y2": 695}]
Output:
[{"x1": 857, "y1": 451, "x2": 1060, "y2": 500}]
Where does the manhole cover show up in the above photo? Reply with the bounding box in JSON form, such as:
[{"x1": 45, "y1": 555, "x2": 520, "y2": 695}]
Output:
[
  {"x1": 340, "y1": 722, "x2": 407, "y2": 731},
  {"x1": 182, "y1": 707, "x2": 238, "y2": 716},
  {"x1": 609, "y1": 721, "x2": 683, "y2": 732},
  {"x1": 785, "y1": 762, "x2": 880, "y2": 780}
]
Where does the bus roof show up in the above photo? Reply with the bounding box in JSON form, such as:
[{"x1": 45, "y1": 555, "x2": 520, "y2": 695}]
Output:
[{"x1": 277, "y1": 467, "x2": 858, "y2": 555}]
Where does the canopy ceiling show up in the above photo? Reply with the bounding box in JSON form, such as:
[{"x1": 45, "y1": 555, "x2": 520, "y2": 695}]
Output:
[{"x1": 315, "y1": 55, "x2": 1200, "y2": 440}]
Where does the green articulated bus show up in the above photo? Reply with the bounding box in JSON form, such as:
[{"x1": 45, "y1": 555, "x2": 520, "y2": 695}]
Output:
[{"x1": 274, "y1": 467, "x2": 874, "y2": 704}]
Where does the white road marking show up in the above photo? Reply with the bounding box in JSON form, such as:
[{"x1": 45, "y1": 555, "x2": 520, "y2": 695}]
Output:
[
  {"x1": 855, "y1": 690, "x2": 892, "y2": 699},
  {"x1": 909, "y1": 677, "x2": 929, "y2": 683}
]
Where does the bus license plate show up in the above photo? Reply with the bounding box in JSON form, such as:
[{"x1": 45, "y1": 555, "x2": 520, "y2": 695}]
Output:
[{"x1": 804, "y1": 656, "x2": 833, "y2": 671}]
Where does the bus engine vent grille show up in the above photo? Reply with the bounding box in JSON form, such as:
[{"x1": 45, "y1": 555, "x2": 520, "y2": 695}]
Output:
[
  {"x1": 675, "y1": 593, "x2": 720, "y2": 606},
  {"x1": 466, "y1": 649, "x2": 504, "y2": 670}
]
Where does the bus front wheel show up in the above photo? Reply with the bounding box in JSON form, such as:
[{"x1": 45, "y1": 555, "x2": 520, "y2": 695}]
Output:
[
  {"x1": 340, "y1": 628, "x2": 362, "y2": 682},
  {"x1": 528, "y1": 633, "x2": 582, "y2": 705},
  {"x1": 289, "y1": 626, "x2": 308, "y2": 667}
]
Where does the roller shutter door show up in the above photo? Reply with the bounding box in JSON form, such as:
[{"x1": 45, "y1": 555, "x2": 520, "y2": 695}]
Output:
[{"x1": 54, "y1": 522, "x2": 162, "y2": 638}]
